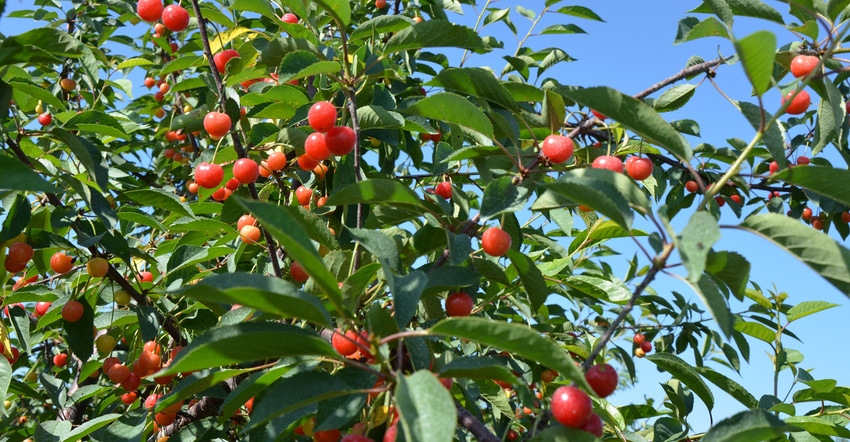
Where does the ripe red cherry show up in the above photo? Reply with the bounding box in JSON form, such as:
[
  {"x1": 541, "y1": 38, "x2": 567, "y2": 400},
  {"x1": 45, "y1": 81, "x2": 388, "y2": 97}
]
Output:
[
  {"x1": 551, "y1": 385, "x2": 593, "y2": 428},
  {"x1": 144, "y1": 77, "x2": 156, "y2": 88},
  {"x1": 633, "y1": 333, "x2": 645, "y2": 345},
  {"x1": 481, "y1": 227, "x2": 511, "y2": 257},
  {"x1": 579, "y1": 413, "x2": 603, "y2": 437},
  {"x1": 154, "y1": 412, "x2": 176, "y2": 426},
  {"x1": 35, "y1": 302, "x2": 51, "y2": 316},
  {"x1": 730, "y1": 194, "x2": 742, "y2": 205},
  {"x1": 139, "y1": 271, "x2": 154, "y2": 282},
  {"x1": 842, "y1": 212, "x2": 850, "y2": 223},
  {"x1": 203, "y1": 111, "x2": 231, "y2": 138},
  {"x1": 237, "y1": 215, "x2": 257, "y2": 231},
  {"x1": 121, "y1": 392, "x2": 138, "y2": 405},
  {"x1": 7, "y1": 242, "x2": 34, "y2": 264},
  {"x1": 212, "y1": 187, "x2": 231, "y2": 201},
  {"x1": 715, "y1": 196, "x2": 726, "y2": 207},
  {"x1": 305, "y1": 133, "x2": 331, "y2": 161},
  {"x1": 53, "y1": 353, "x2": 68, "y2": 367},
  {"x1": 50, "y1": 252, "x2": 74, "y2": 274},
  {"x1": 445, "y1": 292, "x2": 474, "y2": 317},
  {"x1": 233, "y1": 158, "x2": 260, "y2": 184},
  {"x1": 225, "y1": 178, "x2": 240, "y2": 191},
  {"x1": 439, "y1": 377, "x2": 453, "y2": 390},
  {"x1": 625, "y1": 156, "x2": 653, "y2": 180},
  {"x1": 325, "y1": 126, "x2": 356, "y2": 156},
  {"x1": 213, "y1": 49, "x2": 240, "y2": 74},
  {"x1": 592, "y1": 155, "x2": 624, "y2": 173},
  {"x1": 308, "y1": 101, "x2": 337, "y2": 132},
  {"x1": 375, "y1": 0, "x2": 387, "y2": 8},
  {"x1": 541, "y1": 369, "x2": 558, "y2": 383},
  {"x1": 812, "y1": 217, "x2": 824, "y2": 230},
  {"x1": 139, "y1": 350, "x2": 162, "y2": 371},
  {"x1": 314, "y1": 430, "x2": 342, "y2": 442},
  {"x1": 136, "y1": 0, "x2": 163, "y2": 22},
  {"x1": 434, "y1": 182, "x2": 452, "y2": 199},
  {"x1": 121, "y1": 372, "x2": 142, "y2": 391},
  {"x1": 194, "y1": 162, "x2": 224, "y2": 189},
  {"x1": 297, "y1": 154, "x2": 319, "y2": 171},
  {"x1": 295, "y1": 186, "x2": 313, "y2": 206},
  {"x1": 240, "y1": 225, "x2": 261, "y2": 244},
  {"x1": 161, "y1": 4, "x2": 190, "y2": 31},
  {"x1": 281, "y1": 12, "x2": 298, "y2": 23},
  {"x1": 585, "y1": 363, "x2": 618, "y2": 398},
  {"x1": 797, "y1": 156, "x2": 810, "y2": 165},
  {"x1": 290, "y1": 261, "x2": 309, "y2": 282},
  {"x1": 782, "y1": 90, "x2": 811, "y2": 115},
  {"x1": 62, "y1": 300, "x2": 84, "y2": 322},
  {"x1": 591, "y1": 109, "x2": 607, "y2": 120},
  {"x1": 640, "y1": 341, "x2": 653, "y2": 353},
  {"x1": 332, "y1": 329, "x2": 360, "y2": 356},
  {"x1": 769, "y1": 161, "x2": 779, "y2": 174},
  {"x1": 540, "y1": 134, "x2": 574, "y2": 164},
  {"x1": 384, "y1": 425, "x2": 397, "y2": 442},
  {"x1": 790, "y1": 54, "x2": 819, "y2": 78},
  {"x1": 267, "y1": 152, "x2": 287, "y2": 171},
  {"x1": 38, "y1": 113, "x2": 52, "y2": 126},
  {"x1": 108, "y1": 364, "x2": 130, "y2": 384},
  {"x1": 802, "y1": 207, "x2": 813, "y2": 221},
  {"x1": 685, "y1": 180, "x2": 699, "y2": 193}
]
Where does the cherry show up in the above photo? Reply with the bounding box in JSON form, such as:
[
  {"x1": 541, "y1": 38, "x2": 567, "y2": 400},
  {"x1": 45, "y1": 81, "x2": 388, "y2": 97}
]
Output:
[
  {"x1": 5, "y1": 347, "x2": 19, "y2": 364},
  {"x1": 842, "y1": 212, "x2": 850, "y2": 223},
  {"x1": 633, "y1": 333, "x2": 645, "y2": 345},
  {"x1": 769, "y1": 161, "x2": 779, "y2": 174},
  {"x1": 267, "y1": 152, "x2": 287, "y2": 171},
  {"x1": 585, "y1": 363, "x2": 618, "y2": 398},
  {"x1": 341, "y1": 435, "x2": 374, "y2": 442},
  {"x1": 685, "y1": 180, "x2": 699, "y2": 193},
  {"x1": 439, "y1": 377, "x2": 453, "y2": 390},
  {"x1": 194, "y1": 162, "x2": 224, "y2": 189},
  {"x1": 715, "y1": 196, "x2": 726, "y2": 207},
  {"x1": 154, "y1": 412, "x2": 176, "y2": 426},
  {"x1": 144, "y1": 77, "x2": 156, "y2": 88},
  {"x1": 139, "y1": 271, "x2": 154, "y2": 282},
  {"x1": 332, "y1": 329, "x2": 360, "y2": 356},
  {"x1": 591, "y1": 109, "x2": 607, "y2": 120},
  {"x1": 50, "y1": 252, "x2": 74, "y2": 274},
  {"x1": 507, "y1": 429, "x2": 519, "y2": 441},
  {"x1": 375, "y1": 0, "x2": 387, "y2": 8},
  {"x1": 797, "y1": 156, "x2": 810, "y2": 165},
  {"x1": 121, "y1": 372, "x2": 142, "y2": 391},
  {"x1": 384, "y1": 425, "x2": 397, "y2": 442},
  {"x1": 139, "y1": 350, "x2": 162, "y2": 371},
  {"x1": 541, "y1": 369, "x2": 558, "y2": 383},
  {"x1": 481, "y1": 227, "x2": 511, "y2": 257},
  {"x1": 121, "y1": 392, "x2": 138, "y2": 405},
  {"x1": 625, "y1": 156, "x2": 653, "y2": 180},
  {"x1": 308, "y1": 101, "x2": 337, "y2": 133},
  {"x1": 802, "y1": 207, "x2": 813, "y2": 221},
  {"x1": 592, "y1": 155, "x2": 624, "y2": 173},
  {"x1": 161, "y1": 4, "x2": 189, "y2": 31},
  {"x1": 551, "y1": 385, "x2": 593, "y2": 428},
  {"x1": 812, "y1": 217, "x2": 824, "y2": 230},
  {"x1": 212, "y1": 187, "x2": 231, "y2": 201},
  {"x1": 579, "y1": 413, "x2": 603, "y2": 437},
  {"x1": 62, "y1": 300, "x2": 84, "y2": 322},
  {"x1": 413, "y1": 16, "x2": 424, "y2": 23},
  {"x1": 325, "y1": 126, "x2": 356, "y2": 156},
  {"x1": 237, "y1": 215, "x2": 257, "y2": 231},
  {"x1": 314, "y1": 163, "x2": 329, "y2": 179},
  {"x1": 290, "y1": 261, "x2": 309, "y2": 282},
  {"x1": 305, "y1": 133, "x2": 331, "y2": 161},
  {"x1": 434, "y1": 182, "x2": 452, "y2": 199},
  {"x1": 7, "y1": 242, "x2": 34, "y2": 264},
  {"x1": 108, "y1": 363, "x2": 130, "y2": 384},
  {"x1": 4, "y1": 257, "x2": 26, "y2": 273},
  {"x1": 95, "y1": 335, "x2": 116, "y2": 353},
  {"x1": 782, "y1": 90, "x2": 811, "y2": 115},
  {"x1": 790, "y1": 54, "x2": 819, "y2": 78},
  {"x1": 38, "y1": 113, "x2": 52, "y2": 126},
  {"x1": 317, "y1": 196, "x2": 328, "y2": 208},
  {"x1": 159, "y1": 83, "x2": 170, "y2": 94},
  {"x1": 233, "y1": 158, "x2": 260, "y2": 184},
  {"x1": 53, "y1": 353, "x2": 68, "y2": 367},
  {"x1": 640, "y1": 341, "x2": 653, "y2": 353},
  {"x1": 60, "y1": 78, "x2": 76, "y2": 92},
  {"x1": 87, "y1": 257, "x2": 109, "y2": 277},
  {"x1": 314, "y1": 430, "x2": 342, "y2": 442},
  {"x1": 136, "y1": 0, "x2": 163, "y2": 22},
  {"x1": 103, "y1": 357, "x2": 120, "y2": 376},
  {"x1": 187, "y1": 181, "x2": 199, "y2": 194},
  {"x1": 295, "y1": 186, "x2": 313, "y2": 206},
  {"x1": 225, "y1": 178, "x2": 240, "y2": 191},
  {"x1": 245, "y1": 397, "x2": 255, "y2": 413},
  {"x1": 281, "y1": 12, "x2": 298, "y2": 23},
  {"x1": 203, "y1": 111, "x2": 231, "y2": 138},
  {"x1": 240, "y1": 225, "x2": 261, "y2": 244},
  {"x1": 213, "y1": 49, "x2": 240, "y2": 74},
  {"x1": 35, "y1": 302, "x2": 51, "y2": 316},
  {"x1": 297, "y1": 154, "x2": 319, "y2": 171},
  {"x1": 154, "y1": 91, "x2": 164, "y2": 101},
  {"x1": 113, "y1": 290, "x2": 131, "y2": 305},
  {"x1": 540, "y1": 134, "x2": 574, "y2": 164},
  {"x1": 445, "y1": 292, "x2": 474, "y2": 317}
]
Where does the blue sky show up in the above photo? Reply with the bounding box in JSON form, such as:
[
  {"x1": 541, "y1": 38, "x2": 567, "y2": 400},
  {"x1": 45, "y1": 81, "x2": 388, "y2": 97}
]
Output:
[{"x1": 3, "y1": 0, "x2": 849, "y2": 436}]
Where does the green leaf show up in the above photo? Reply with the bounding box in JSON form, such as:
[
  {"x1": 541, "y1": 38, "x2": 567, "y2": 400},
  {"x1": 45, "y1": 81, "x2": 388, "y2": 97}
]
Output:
[
  {"x1": 439, "y1": 357, "x2": 516, "y2": 383},
  {"x1": 685, "y1": 275, "x2": 734, "y2": 338},
  {"x1": 507, "y1": 249, "x2": 549, "y2": 311},
  {"x1": 429, "y1": 317, "x2": 591, "y2": 391},
  {"x1": 564, "y1": 275, "x2": 632, "y2": 304},
  {"x1": 177, "y1": 272, "x2": 331, "y2": 326},
  {"x1": 539, "y1": 169, "x2": 638, "y2": 230},
  {"x1": 734, "y1": 30, "x2": 776, "y2": 96},
  {"x1": 736, "y1": 213, "x2": 850, "y2": 295},
  {"x1": 155, "y1": 369, "x2": 252, "y2": 413},
  {"x1": 695, "y1": 366, "x2": 759, "y2": 408},
  {"x1": 0, "y1": 194, "x2": 31, "y2": 243},
  {"x1": 0, "y1": 28, "x2": 84, "y2": 66},
  {"x1": 690, "y1": 0, "x2": 784, "y2": 24},
  {"x1": 705, "y1": 0, "x2": 735, "y2": 25},
  {"x1": 8, "y1": 80, "x2": 65, "y2": 109},
  {"x1": 827, "y1": 0, "x2": 850, "y2": 20},
  {"x1": 385, "y1": 20, "x2": 486, "y2": 54},
  {"x1": 325, "y1": 178, "x2": 427, "y2": 210},
  {"x1": 553, "y1": 6, "x2": 605, "y2": 22},
  {"x1": 231, "y1": 0, "x2": 278, "y2": 21},
  {"x1": 61, "y1": 414, "x2": 122, "y2": 442},
  {"x1": 91, "y1": 408, "x2": 146, "y2": 441},
  {"x1": 121, "y1": 189, "x2": 192, "y2": 217},
  {"x1": 0, "y1": 358, "x2": 11, "y2": 416},
  {"x1": 734, "y1": 319, "x2": 776, "y2": 343},
  {"x1": 676, "y1": 211, "x2": 721, "y2": 282},
  {"x1": 63, "y1": 111, "x2": 129, "y2": 139},
  {"x1": 357, "y1": 105, "x2": 405, "y2": 130},
  {"x1": 400, "y1": 92, "x2": 494, "y2": 138},
  {"x1": 773, "y1": 166, "x2": 850, "y2": 208},
  {"x1": 156, "y1": 322, "x2": 337, "y2": 376},
  {"x1": 314, "y1": 0, "x2": 351, "y2": 25},
  {"x1": 785, "y1": 415, "x2": 850, "y2": 437},
  {"x1": 786, "y1": 300, "x2": 839, "y2": 323},
  {"x1": 531, "y1": 426, "x2": 600, "y2": 442},
  {"x1": 674, "y1": 17, "x2": 730, "y2": 44},
  {"x1": 705, "y1": 250, "x2": 751, "y2": 298},
  {"x1": 0, "y1": 155, "x2": 59, "y2": 193},
  {"x1": 429, "y1": 67, "x2": 519, "y2": 112},
  {"x1": 396, "y1": 371, "x2": 457, "y2": 442},
  {"x1": 245, "y1": 371, "x2": 351, "y2": 432},
  {"x1": 813, "y1": 78, "x2": 844, "y2": 153},
  {"x1": 480, "y1": 177, "x2": 532, "y2": 221},
  {"x1": 234, "y1": 198, "x2": 345, "y2": 314},
  {"x1": 116, "y1": 58, "x2": 156, "y2": 69},
  {"x1": 738, "y1": 101, "x2": 786, "y2": 166},
  {"x1": 350, "y1": 16, "x2": 414, "y2": 42},
  {"x1": 654, "y1": 84, "x2": 697, "y2": 112},
  {"x1": 646, "y1": 353, "x2": 714, "y2": 410},
  {"x1": 553, "y1": 85, "x2": 693, "y2": 161},
  {"x1": 702, "y1": 410, "x2": 798, "y2": 442}
]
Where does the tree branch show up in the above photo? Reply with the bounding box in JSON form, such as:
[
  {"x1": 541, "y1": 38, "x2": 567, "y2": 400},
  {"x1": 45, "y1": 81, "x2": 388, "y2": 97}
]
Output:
[{"x1": 457, "y1": 403, "x2": 500, "y2": 442}]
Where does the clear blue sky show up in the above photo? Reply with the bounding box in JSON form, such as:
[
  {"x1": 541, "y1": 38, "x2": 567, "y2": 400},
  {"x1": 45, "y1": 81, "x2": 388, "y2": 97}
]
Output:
[{"x1": 3, "y1": 0, "x2": 848, "y2": 436}]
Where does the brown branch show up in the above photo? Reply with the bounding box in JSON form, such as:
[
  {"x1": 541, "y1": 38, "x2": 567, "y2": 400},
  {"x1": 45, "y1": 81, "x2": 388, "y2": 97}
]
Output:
[
  {"x1": 457, "y1": 403, "x2": 500, "y2": 442},
  {"x1": 634, "y1": 57, "x2": 729, "y2": 100}
]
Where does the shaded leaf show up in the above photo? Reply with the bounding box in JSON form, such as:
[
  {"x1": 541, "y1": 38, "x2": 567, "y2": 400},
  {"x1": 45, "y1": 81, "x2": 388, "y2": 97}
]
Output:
[
  {"x1": 702, "y1": 410, "x2": 798, "y2": 442},
  {"x1": 396, "y1": 371, "x2": 457, "y2": 442},
  {"x1": 0, "y1": 155, "x2": 59, "y2": 193},
  {"x1": 646, "y1": 353, "x2": 714, "y2": 410},
  {"x1": 385, "y1": 20, "x2": 486, "y2": 54}
]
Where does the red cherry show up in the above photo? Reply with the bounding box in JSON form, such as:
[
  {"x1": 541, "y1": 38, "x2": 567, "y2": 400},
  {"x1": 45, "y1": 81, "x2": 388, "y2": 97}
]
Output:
[
  {"x1": 591, "y1": 109, "x2": 607, "y2": 120},
  {"x1": 194, "y1": 162, "x2": 224, "y2": 189},
  {"x1": 341, "y1": 435, "x2": 374, "y2": 442},
  {"x1": 314, "y1": 430, "x2": 342, "y2": 442},
  {"x1": 585, "y1": 363, "x2": 618, "y2": 398},
  {"x1": 640, "y1": 341, "x2": 653, "y2": 353},
  {"x1": 325, "y1": 126, "x2": 356, "y2": 156},
  {"x1": 121, "y1": 372, "x2": 142, "y2": 391},
  {"x1": 35, "y1": 302, "x2": 51, "y2": 316},
  {"x1": 297, "y1": 154, "x2": 319, "y2": 171},
  {"x1": 50, "y1": 252, "x2": 74, "y2": 274},
  {"x1": 213, "y1": 49, "x2": 240, "y2": 74},
  {"x1": 842, "y1": 212, "x2": 850, "y2": 223},
  {"x1": 540, "y1": 134, "x2": 574, "y2": 164},
  {"x1": 551, "y1": 385, "x2": 593, "y2": 428},
  {"x1": 4, "y1": 257, "x2": 26, "y2": 273},
  {"x1": 782, "y1": 90, "x2": 811, "y2": 115},
  {"x1": 790, "y1": 54, "x2": 819, "y2": 78},
  {"x1": 240, "y1": 225, "x2": 261, "y2": 244},
  {"x1": 5, "y1": 347, "x2": 20, "y2": 364},
  {"x1": 138, "y1": 271, "x2": 154, "y2": 282},
  {"x1": 685, "y1": 180, "x2": 699, "y2": 193},
  {"x1": 53, "y1": 353, "x2": 68, "y2": 367},
  {"x1": 7, "y1": 241, "x2": 34, "y2": 264},
  {"x1": 237, "y1": 215, "x2": 257, "y2": 231},
  {"x1": 769, "y1": 161, "x2": 779, "y2": 174},
  {"x1": 481, "y1": 227, "x2": 511, "y2": 257},
  {"x1": 233, "y1": 158, "x2": 260, "y2": 184},
  {"x1": 579, "y1": 413, "x2": 604, "y2": 437},
  {"x1": 154, "y1": 412, "x2": 176, "y2": 426},
  {"x1": 139, "y1": 350, "x2": 162, "y2": 370},
  {"x1": 434, "y1": 182, "x2": 452, "y2": 199},
  {"x1": 61, "y1": 300, "x2": 84, "y2": 322},
  {"x1": 715, "y1": 196, "x2": 726, "y2": 207},
  {"x1": 384, "y1": 425, "x2": 397, "y2": 442},
  {"x1": 161, "y1": 4, "x2": 189, "y2": 32},
  {"x1": 136, "y1": 0, "x2": 163, "y2": 22},
  {"x1": 38, "y1": 113, "x2": 52, "y2": 126},
  {"x1": 108, "y1": 364, "x2": 130, "y2": 384},
  {"x1": 439, "y1": 377, "x2": 453, "y2": 390},
  {"x1": 144, "y1": 77, "x2": 156, "y2": 88},
  {"x1": 445, "y1": 292, "x2": 474, "y2": 317},
  {"x1": 633, "y1": 333, "x2": 645, "y2": 345},
  {"x1": 282, "y1": 12, "x2": 298, "y2": 23},
  {"x1": 591, "y1": 155, "x2": 624, "y2": 173},
  {"x1": 375, "y1": 0, "x2": 387, "y2": 8},
  {"x1": 225, "y1": 178, "x2": 240, "y2": 191},
  {"x1": 730, "y1": 194, "x2": 742, "y2": 205},
  {"x1": 203, "y1": 111, "x2": 231, "y2": 138},
  {"x1": 121, "y1": 391, "x2": 138, "y2": 404},
  {"x1": 802, "y1": 207, "x2": 813, "y2": 221},
  {"x1": 332, "y1": 329, "x2": 360, "y2": 356},
  {"x1": 305, "y1": 133, "x2": 331, "y2": 161},
  {"x1": 267, "y1": 152, "x2": 287, "y2": 171},
  {"x1": 308, "y1": 101, "x2": 337, "y2": 132},
  {"x1": 625, "y1": 156, "x2": 653, "y2": 180},
  {"x1": 812, "y1": 217, "x2": 824, "y2": 230},
  {"x1": 541, "y1": 369, "x2": 558, "y2": 383},
  {"x1": 290, "y1": 261, "x2": 309, "y2": 282},
  {"x1": 295, "y1": 186, "x2": 313, "y2": 206},
  {"x1": 797, "y1": 156, "x2": 810, "y2": 165},
  {"x1": 211, "y1": 187, "x2": 231, "y2": 201}
]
